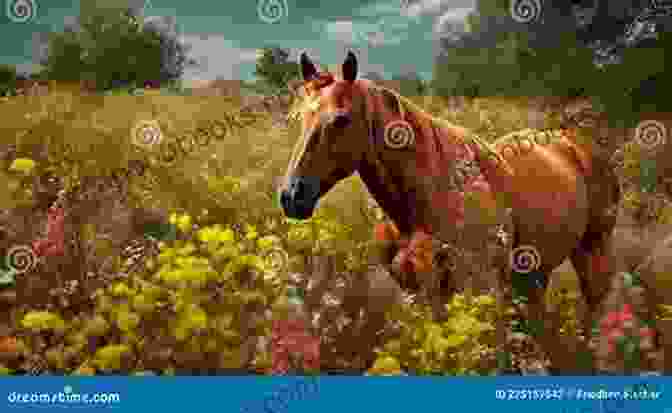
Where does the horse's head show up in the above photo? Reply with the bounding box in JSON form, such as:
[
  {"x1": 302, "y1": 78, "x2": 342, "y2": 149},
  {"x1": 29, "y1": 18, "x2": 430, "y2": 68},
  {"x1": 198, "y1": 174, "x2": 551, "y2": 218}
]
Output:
[{"x1": 280, "y1": 51, "x2": 370, "y2": 219}]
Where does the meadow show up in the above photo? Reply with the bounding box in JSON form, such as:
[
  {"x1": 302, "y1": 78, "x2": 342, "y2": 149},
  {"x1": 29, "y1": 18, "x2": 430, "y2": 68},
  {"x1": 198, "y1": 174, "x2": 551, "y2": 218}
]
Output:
[{"x1": 0, "y1": 85, "x2": 671, "y2": 375}]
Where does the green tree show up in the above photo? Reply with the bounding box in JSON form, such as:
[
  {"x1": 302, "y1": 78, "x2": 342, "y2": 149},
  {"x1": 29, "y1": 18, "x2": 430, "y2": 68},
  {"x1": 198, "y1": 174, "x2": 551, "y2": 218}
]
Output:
[
  {"x1": 0, "y1": 64, "x2": 18, "y2": 95},
  {"x1": 40, "y1": 6, "x2": 193, "y2": 91},
  {"x1": 434, "y1": 0, "x2": 672, "y2": 125},
  {"x1": 254, "y1": 47, "x2": 300, "y2": 94},
  {"x1": 392, "y1": 72, "x2": 427, "y2": 97}
]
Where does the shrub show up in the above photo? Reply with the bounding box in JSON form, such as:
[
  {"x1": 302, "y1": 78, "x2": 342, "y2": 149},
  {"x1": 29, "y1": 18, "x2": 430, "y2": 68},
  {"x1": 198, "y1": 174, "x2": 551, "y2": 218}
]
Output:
[{"x1": 369, "y1": 294, "x2": 497, "y2": 375}]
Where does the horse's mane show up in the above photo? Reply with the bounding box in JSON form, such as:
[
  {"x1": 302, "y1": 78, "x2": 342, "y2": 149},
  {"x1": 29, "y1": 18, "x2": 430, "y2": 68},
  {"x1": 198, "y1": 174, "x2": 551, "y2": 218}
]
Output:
[
  {"x1": 369, "y1": 84, "x2": 511, "y2": 173},
  {"x1": 286, "y1": 76, "x2": 511, "y2": 173}
]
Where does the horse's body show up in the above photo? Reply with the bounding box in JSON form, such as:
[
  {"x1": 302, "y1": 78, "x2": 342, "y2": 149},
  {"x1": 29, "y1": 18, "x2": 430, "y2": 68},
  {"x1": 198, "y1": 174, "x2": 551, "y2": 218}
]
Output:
[
  {"x1": 280, "y1": 51, "x2": 623, "y2": 373},
  {"x1": 487, "y1": 129, "x2": 619, "y2": 282}
]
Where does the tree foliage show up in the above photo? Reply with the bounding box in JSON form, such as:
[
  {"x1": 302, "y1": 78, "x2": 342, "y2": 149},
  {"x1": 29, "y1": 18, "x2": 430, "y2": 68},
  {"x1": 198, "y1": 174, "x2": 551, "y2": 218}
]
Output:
[
  {"x1": 0, "y1": 65, "x2": 29, "y2": 96},
  {"x1": 434, "y1": 0, "x2": 672, "y2": 126},
  {"x1": 392, "y1": 73, "x2": 428, "y2": 97},
  {"x1": 40, "y1": 6, "x2": 193, "y2": 91},
  {"x1": 254, "y1": 47, "x2": 300, "y2": 94}
]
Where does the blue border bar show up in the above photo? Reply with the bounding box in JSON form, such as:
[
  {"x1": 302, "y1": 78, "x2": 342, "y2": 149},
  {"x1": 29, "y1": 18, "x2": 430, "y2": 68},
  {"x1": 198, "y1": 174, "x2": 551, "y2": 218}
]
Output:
[{"x1": 0, "y1": 376, "x2": 669, "y2": 412}]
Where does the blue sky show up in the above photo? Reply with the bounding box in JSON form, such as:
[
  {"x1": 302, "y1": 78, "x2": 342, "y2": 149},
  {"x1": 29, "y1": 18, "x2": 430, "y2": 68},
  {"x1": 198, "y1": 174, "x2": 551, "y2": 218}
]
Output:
[{"x1": 0, "y1": 0, "x2": 476, "y2": 82}]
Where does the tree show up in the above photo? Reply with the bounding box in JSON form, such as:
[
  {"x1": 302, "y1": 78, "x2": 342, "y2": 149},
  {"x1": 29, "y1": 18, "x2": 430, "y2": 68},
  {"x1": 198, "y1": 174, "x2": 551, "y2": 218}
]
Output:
[
  {"x1": 254, "y1": 47, "x2": 300, "y2": 95},
  {"x1": 0, "y1": 64, "x2": 18, "y2": 95},
  {"x1": 392, "y1": 72, "x2": 427, "y2": 96},
  {"x1": 433, "y1": 0, "x2": 672, "y2": 125},
  {"x1": 40, "y1": 5, "x2": 194, "y2": 91}
]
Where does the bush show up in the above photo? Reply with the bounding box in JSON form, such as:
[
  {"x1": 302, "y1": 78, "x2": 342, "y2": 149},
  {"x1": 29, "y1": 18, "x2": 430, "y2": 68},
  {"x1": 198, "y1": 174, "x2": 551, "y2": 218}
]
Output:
[
  {"x1": 369, "y1": 294, "x2": 497, "y2": 375},
  {"x1": 8, "y1": 216, "x2": 287, "y2": 374}
]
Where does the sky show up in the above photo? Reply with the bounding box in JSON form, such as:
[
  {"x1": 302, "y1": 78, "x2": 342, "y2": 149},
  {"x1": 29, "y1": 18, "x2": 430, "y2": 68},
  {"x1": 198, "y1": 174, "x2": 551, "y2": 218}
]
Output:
[{"x1": 0, "y1": 0, "x2": 476, "y2": 82}]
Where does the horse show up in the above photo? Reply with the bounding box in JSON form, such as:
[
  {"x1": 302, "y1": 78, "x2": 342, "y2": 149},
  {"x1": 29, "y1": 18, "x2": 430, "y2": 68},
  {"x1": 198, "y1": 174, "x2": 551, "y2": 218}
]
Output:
[{"x1": 279, "y1": 51, "x2": 628, "y2": 374}]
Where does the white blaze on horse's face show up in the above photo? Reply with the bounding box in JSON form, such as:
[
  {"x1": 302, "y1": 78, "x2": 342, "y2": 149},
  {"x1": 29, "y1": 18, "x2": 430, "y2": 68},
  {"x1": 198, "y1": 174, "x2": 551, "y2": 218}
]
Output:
[{"x1": 280, "y1": 51, "x2": 365, "y2": 220}]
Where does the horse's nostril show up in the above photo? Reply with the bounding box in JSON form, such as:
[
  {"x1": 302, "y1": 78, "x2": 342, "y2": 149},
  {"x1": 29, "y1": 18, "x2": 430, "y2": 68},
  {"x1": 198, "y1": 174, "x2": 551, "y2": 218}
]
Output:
[
  {"x1": 333, "y1": 114, "x2": 351, "y2": 128},
  {"x1": 290, "y1": 180, "x2": 305, "y2": 199}
]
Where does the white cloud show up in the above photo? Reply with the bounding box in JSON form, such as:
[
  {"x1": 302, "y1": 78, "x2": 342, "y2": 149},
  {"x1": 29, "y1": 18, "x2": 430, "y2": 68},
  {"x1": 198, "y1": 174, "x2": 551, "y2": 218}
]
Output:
[
  {"x1": 14, "y1": 61, "x2": 42, "y2": 76},
  {"x1": 401, "y1": 0, "x2": 475, "y2": 19},
  {"x1": 324, "y1": 21, "x2": 359, "y2": 43},
  {"x1": 402, "y1": 0, "x2": 441, "y2": 17},
  {"x1": 180, "y1": 34, "x2": 258, "y2": 81},
  {"x1": 433, "y1": 7, "x2": 472, "y2": 35},
  {"x1": 349, "y1": 0, "x2": 473, "y2": 47},
  {"x1": 322, "y1": 17, "x2": 410, "y2": 48}
]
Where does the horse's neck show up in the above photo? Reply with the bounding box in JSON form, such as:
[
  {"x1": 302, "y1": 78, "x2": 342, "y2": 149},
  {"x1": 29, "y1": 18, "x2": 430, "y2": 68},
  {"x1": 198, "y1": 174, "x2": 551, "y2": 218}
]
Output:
[
  {"x1": 357, "y1": 163, "x2": 414, "y2": 236},
  {"x1": 357, "y1": 93, "x2": 440, "y2": 237}
]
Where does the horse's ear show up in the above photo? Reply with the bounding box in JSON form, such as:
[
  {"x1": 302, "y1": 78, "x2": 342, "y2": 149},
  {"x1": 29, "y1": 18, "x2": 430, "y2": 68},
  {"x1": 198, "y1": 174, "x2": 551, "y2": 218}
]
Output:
[
  {"x1": 342, "y1": 51, "x2": 358, "y2": 83},
  {"x1": 300, "y1": 52, "x2": 318, "y2": 81}
]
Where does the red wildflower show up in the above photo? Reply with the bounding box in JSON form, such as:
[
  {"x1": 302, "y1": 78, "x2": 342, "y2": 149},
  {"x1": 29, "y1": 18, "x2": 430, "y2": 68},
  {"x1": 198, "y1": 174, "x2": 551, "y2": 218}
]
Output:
[
  {"x1": 269, "y1": 317, "x2": 320, "y2": 375},
  {"x1": 607, "y1": 328, "x2": 625, "y2": 344},
  {"x1": 591, "y1": 253, "x2": 610, "y2": 275},
  {"x1": 395, "y1": 247, "x2": 414, "y2": 274},
  {"x1": 639, "y1": 327, "x2": 655, "y2": 338},
  {"x1": 374, "y1": 222, "x2": 400, "y2": 242},
  {"x1": 32, "y1": 206, "x2": 65, "y2": 257},
  {"x1": 392, "y1": 228, "x2": 435, "y2": 275},
  {"x1": 619, "y1": 311, "x2": 633, "y2": 323},
  {"x1": 600, "y1": 312, "x2": 620, "y2": 331}
]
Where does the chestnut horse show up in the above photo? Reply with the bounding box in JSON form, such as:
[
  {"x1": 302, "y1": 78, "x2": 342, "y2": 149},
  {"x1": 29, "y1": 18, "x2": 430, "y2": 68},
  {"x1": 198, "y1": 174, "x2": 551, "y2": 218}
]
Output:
[{"x1": 279, "y1": 51, "x2": 623, "y2": 373}]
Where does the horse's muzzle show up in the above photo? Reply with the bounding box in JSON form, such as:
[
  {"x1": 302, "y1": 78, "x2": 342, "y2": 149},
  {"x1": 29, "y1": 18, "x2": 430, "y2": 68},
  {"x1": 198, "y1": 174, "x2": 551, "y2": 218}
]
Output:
[{"x1": 279, "y1": 176, "x2": 321, "y2": 220}]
